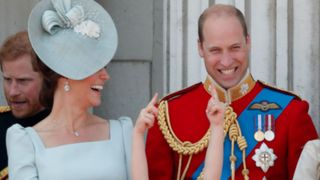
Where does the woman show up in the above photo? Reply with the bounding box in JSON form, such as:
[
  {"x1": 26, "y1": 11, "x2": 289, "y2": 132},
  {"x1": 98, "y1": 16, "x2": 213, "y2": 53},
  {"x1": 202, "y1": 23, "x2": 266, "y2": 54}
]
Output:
[
  {"x1": 6, "y1": 0, "x2": 132, "y2": 179},
  {"x1": 293, "y1": 139, "x2": 320, "y2": 180}
]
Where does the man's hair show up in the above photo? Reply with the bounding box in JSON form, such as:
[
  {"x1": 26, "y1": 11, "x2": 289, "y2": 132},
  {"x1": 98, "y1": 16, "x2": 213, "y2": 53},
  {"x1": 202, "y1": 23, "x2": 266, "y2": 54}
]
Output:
[
  {"x1": 0, "y1": 31, "x2": 40, "y2": 71},
  {"x1": 0, "y1": 31, "x2": 60, "y2": 108},
  {"x1": 198, "y1": 4, "x2": 248, "y2": 43}
]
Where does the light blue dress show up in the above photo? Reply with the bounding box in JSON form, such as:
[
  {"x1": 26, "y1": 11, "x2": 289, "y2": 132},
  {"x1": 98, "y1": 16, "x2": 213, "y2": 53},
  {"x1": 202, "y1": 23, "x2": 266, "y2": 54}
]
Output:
[{"x1": 6, "y1": 117, "x2": 133, "y2": 180}]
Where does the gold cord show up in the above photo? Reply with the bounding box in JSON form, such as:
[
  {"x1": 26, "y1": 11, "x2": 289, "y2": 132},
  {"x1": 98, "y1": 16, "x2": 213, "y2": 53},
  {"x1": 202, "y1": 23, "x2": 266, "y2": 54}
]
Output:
[
  {"x1": 158, "y1": 100, "x2": 211, "y2": 180},
  {"x1": 158, "y1": 101, "x2": 211, "y2": 155},
  {"x1": 180, "y1": 155, "x2": 193, "y2": 180},
  {"x1": 158, "y1": 101, "x2": 249, "y2": 179}
]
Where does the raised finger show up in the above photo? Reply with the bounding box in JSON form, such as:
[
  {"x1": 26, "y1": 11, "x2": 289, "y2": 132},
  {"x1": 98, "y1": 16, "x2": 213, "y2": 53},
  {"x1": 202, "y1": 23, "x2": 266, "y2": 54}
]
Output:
[
  {"x1": 210, "y1": 85, "x2": 219, "y2": 101},
  {"x1": 148, "y1": 93, "x2": 159, "y2": 106}
]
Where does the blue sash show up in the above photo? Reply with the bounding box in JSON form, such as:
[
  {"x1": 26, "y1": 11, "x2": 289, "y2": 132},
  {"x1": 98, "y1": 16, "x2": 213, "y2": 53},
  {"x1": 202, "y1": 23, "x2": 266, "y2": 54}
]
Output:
[{"x1": 192, "y1": 87, "x2": 294, "y2": 179}]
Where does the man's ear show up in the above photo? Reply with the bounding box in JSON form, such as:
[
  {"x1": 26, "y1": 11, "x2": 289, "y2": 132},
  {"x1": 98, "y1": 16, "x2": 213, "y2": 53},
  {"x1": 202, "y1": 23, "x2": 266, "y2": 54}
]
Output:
[
  {"x1": 198, "y1": 39, "x2": 204, "y2": 58},
  {"x1": 245, "y1": 35, "x2": 251, "y2": 49}
]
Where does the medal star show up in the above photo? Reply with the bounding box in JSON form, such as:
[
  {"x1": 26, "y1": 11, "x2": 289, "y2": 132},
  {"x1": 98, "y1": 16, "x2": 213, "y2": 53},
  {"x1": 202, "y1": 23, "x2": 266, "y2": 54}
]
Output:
[
  {"x1": 240, "y1": 83, "x2": 249, "y2": 95},
  {"x1": 252, "y1": 143, "x2": 277, "y2": 173}
]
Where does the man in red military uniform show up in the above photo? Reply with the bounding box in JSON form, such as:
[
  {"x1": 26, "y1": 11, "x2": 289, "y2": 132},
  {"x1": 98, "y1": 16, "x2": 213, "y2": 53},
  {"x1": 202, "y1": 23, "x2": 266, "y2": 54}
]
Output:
[{"x1": 146, "y1": 4, "x2": 318, "y2": 180}]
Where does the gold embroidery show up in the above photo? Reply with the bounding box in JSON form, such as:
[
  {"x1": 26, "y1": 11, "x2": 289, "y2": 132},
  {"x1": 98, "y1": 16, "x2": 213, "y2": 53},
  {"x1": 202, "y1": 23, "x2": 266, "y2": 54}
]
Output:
[
  {"x1": 0, "y1": 167, "x2": 8, "y2": 180},
  {"x1": 0, "y1": 106, "x2": 10, "y2": 113},
  {"x1": 203, "y1": 71, "x2": 256, "y2": 104},
  {"x1": 249, "y1": 101, "x2": 281, "y2": 111}
]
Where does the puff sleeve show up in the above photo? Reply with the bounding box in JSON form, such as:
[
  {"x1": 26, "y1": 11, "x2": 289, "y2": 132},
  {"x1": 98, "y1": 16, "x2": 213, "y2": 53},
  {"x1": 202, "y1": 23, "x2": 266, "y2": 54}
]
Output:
[
  {"x1": 119, "y1": 116, "x2": 133, "y2": 180},
  {"x1": 293, "y1": 140, "x2": 320, "y2": 180},
  {"x1": 6, "y1": 124, "x2": 38, "y2": 180}
]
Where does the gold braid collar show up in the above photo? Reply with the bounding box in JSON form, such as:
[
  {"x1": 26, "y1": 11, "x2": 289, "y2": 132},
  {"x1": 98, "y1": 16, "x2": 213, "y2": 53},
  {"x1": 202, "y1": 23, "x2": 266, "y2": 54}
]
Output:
[
  {"x1": 158, "y1": 100, "x2": 211, "y2": 155},
  {"x1": 158, "y1": 100, "x2": 249, "y2": 180}
]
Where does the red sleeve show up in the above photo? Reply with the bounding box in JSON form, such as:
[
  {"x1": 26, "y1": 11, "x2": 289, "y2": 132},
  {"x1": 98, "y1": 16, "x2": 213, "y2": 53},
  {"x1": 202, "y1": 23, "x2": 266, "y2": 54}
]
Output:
[
  {"x1": 146, "y1": 119, "x2": 175, "y2": 180},
  {"x1": 287, "y1": 99, "x2": 318, "y2": 179}
]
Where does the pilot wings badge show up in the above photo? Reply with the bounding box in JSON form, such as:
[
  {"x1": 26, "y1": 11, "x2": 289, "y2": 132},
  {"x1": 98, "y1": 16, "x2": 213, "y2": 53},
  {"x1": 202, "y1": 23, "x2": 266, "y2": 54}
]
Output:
[{"x1": 249, "y1": 101, "x2": 281, "y2": 112}]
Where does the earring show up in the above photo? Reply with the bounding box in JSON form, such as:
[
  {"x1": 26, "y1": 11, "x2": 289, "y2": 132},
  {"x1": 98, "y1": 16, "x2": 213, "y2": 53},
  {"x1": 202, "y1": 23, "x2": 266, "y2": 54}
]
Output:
[{"x1": 64, "y1": 81, "x2": 70, "y2": 92}]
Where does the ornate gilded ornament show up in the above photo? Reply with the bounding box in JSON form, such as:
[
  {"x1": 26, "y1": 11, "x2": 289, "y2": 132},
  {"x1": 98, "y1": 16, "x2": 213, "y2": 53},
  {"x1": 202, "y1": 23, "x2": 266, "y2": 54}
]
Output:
[{"x1": 252, "y1": 142, "x2": 277, "y2": 173}]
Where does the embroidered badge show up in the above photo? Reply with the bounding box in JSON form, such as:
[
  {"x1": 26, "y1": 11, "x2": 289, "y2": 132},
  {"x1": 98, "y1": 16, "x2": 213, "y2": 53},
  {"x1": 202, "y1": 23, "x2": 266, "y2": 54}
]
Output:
[
  {"x1": 240, "y1": 83, "x2": 249, "y2": 95},
  {"x1": 249, "y1": 101, "x2": 281, "y2": 112},
  {"x1": 252, "y1": 143, "x2": 277, "y2": 173}
]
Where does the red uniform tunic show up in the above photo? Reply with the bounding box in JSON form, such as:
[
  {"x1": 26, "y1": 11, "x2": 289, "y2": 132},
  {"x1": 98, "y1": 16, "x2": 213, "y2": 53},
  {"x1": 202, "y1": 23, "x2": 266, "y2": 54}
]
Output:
[{"x1": 146, "y1": 74, "x2": 318, "y2": 180}]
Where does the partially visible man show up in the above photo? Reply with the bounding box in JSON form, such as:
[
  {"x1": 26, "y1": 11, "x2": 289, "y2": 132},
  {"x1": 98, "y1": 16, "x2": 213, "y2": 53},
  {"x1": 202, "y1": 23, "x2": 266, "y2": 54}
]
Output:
[
  {"x1": 146, "y1": 4, "x2": 318, "y2": 180},
  {"x1": 0, "y1": 31, "x2": 51, "y2": 180}
]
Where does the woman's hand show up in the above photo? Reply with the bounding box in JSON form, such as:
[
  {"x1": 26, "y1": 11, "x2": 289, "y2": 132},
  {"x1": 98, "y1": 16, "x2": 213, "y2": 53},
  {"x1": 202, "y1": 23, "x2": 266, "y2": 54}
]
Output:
[
  {"x1": 134, "y1": 93, "x2": 159, "y2": 135},
  {"x1": 203, "y1": 85, "x2": 225, "y2": 180},
  {"x1": 205, "y1": 85, "x2": 225, "y2": 128},
  {"x1": 132, "y1": 93, "x2": 158, "y2": 180}
]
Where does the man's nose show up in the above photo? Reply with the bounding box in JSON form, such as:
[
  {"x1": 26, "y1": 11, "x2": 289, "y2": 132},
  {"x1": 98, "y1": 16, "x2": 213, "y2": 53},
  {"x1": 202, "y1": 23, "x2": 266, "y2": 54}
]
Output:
[
  {"x1": 220, "y1": 52, "x2": 233, "y2": 67},
  {"x1": 8, "y1": 82, "x2": 21, "y2": 96}
]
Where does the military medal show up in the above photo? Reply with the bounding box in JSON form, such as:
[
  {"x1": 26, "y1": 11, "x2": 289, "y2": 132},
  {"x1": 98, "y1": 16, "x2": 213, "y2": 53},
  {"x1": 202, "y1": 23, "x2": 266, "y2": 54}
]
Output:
[
  {"x1": 254, "y1": 114, "x2": 264, "y2": 142},
  {"x1": 264, "y1": 114, "x2": 275, "y2": 141},
  {"x1": 252, "y1": 142, "x2": 277, "y2": 173}
]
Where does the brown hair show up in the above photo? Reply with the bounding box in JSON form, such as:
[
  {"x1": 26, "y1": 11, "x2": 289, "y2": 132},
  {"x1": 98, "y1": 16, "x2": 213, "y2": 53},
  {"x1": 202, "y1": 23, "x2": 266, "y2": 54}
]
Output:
[
  {"x1": 0, "y1": 31, "x2": 60, "y2": 108},
  {"x1": 0, "y1": 31, "x2": 39, "y2": 71},
  {"x1": 198, "y1": 4, "x2": 248, "y2": 43}
]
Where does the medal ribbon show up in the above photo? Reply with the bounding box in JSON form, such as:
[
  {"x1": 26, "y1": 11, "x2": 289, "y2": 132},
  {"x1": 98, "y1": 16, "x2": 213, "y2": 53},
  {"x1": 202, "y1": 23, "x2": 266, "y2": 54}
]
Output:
[{"x1": 192, "y1": 87, "x2": 294, "y2": 179}]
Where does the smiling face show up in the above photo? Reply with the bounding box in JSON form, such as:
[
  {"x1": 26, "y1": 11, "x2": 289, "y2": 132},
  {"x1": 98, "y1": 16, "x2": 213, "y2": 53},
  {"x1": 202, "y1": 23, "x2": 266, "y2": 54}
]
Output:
[
  {"x1": 68, "y1": 68, "x2": 110, "y2": 108},
  {"x1": 2, "y1": 55, "x2": 45, "y2": 118},
  {"x1": 198, "y1": 15, "x2": 250, "y2": 89}
]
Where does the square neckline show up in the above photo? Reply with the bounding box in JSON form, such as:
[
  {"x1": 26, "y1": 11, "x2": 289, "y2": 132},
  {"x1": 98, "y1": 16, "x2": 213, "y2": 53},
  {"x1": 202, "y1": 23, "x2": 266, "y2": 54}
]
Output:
[{"x1": 25, "y1": 120, "x2": 115, "y2": 150}]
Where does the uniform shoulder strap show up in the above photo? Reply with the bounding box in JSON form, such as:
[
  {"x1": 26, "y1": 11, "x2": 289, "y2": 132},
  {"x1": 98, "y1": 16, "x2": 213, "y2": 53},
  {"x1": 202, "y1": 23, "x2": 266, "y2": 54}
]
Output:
[
  {"x1": 161, "y1": 82, "x2": 202, "y2": 102},
  {"x1": 259, "y1": 80, "x2": 301, "y2": 100}
]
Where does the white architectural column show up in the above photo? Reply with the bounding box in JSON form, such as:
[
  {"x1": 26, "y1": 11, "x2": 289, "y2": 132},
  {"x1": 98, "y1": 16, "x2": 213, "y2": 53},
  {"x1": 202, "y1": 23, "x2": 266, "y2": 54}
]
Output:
[
  {"x1": 215, "y1": 0, "x2": 234, "y2": 5},
  {"x1": 152, "y1": 0, "x2": 168, "y2": 96},
  {"x1": 250, "y1": 0, "x2": 276, "y2": 84},
  {"x1": 168, "y1": 0, "x2": 184, "y2": 92},
  {"x1": 276, "y1": 0, "x2": 289, "y2": 89},
  {"x1": 293, "y1": 0, "x2": 320, "y2": 131},
  {"x1": 234, "y1": 0, "x2": 245, "y2": 14},
  {"x1": 185, "y1": 0, "x2": 209, "y2": 86}
]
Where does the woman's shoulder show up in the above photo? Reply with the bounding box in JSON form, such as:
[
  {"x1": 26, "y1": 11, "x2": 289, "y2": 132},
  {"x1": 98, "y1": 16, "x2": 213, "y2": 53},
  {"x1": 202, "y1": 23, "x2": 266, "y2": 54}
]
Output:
[
  {"x1": 118, "y1": 116, "x2": 133, "y2": 127},
  {"x1": 303, "y1": 139, "x2": 320, "y2": 154},
  {"x1": 6, "y1": 124, "x2": 36, "y2": 145},
  {"x1": 109, "y1": 116, "x2": 133, "y2": 128},
  {"x1": 7, "y1": 124, "x2": 29, "y2": 137},
  {"x1": 6, "y1": 124, "x2": 35, "y2": 153}
]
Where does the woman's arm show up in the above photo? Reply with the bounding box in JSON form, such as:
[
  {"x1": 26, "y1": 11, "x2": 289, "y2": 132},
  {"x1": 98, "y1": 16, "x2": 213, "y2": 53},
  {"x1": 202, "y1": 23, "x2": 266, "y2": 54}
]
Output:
[
  {"x1": 132, "y1": 94, "x2": 158, "y2": 180},
  {"x1": 203, "y1": 86, "x2": 225, "y2": 180}
]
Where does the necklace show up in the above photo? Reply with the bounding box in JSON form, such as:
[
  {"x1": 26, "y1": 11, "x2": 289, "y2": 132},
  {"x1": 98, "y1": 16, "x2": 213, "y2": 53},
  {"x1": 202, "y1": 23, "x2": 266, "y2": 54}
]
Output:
[{"x1": 74, "y1": 131, "x2": 80, "y2": 137}]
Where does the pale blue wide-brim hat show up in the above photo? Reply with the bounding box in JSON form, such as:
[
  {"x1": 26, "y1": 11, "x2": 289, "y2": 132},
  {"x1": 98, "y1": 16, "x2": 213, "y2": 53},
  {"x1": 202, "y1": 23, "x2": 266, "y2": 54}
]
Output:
[{"x1": 28, "y1": 0, "x2": 118, "y2": 80}]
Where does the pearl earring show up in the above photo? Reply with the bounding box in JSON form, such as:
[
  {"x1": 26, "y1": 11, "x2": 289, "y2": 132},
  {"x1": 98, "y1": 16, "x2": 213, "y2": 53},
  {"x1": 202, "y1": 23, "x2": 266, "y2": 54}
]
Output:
[{"x1": 64, "y1": 81, "x2": 70, "y2": 92}]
